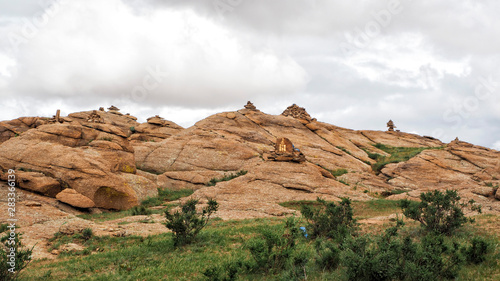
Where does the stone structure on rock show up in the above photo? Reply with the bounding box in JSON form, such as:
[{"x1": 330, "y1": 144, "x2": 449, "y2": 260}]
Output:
[
  {"x1": 244, "y1": 101, "x2": 257, "y2": 110},
  {"x1": 87, "y1": 110, "x2": 104, "y2": 123},
  {"x1": 147, "y1": 115, "x2": 167, "y2": 126},
  {"x1": 387, "y1": 120, "x2": 396, "y2": 132},
  {"x1": 266, "y1": 137, "x2": 306, "y2": 163},
  {"x1": 99, "y1": 107, "x2": 105, "y2": 111},
  {"x1": 281, "y1": 104, "x2": 314, "y2": 123},
  {"x1": 55, "y1": 110, "x2": 61, "y2": 123},
  {"x1": 107, "y1": 105, "x2": 122, "y2": 115}
]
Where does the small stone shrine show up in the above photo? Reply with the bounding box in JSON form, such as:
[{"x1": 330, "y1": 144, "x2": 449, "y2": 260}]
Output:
[
  {"x1": 266, "y1": 137, "x2": 306, "y2": 163},
  {"x1": 387, "y1": 120, "x2": 396, "y2": 132}
]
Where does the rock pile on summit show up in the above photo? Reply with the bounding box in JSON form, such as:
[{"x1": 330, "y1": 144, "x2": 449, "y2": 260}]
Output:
[{"x1": 281, "y1": 104, "x2": 314, "y2": 123}]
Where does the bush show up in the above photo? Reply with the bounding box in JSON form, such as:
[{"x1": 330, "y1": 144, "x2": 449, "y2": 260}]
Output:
[
  {"x1": 0, "y1": 233, "x2": 34, "y2": 281},
  {"x1": 165, "y1": 199, "x2": 218, "y2": 247},
  {"x1": 314, "y1": 238, "x2": 341, "y2": 271},
  {"x1": 130, "y1": 205, "x2": 152, "y2": 216},
  {"x1": 462, "y1": 237, "x2": 489, "y2": 264},
  {"x1": 400, "y1": 190, "x2": 481, "y2": 235},
  {"x1": 82, "y1": 228, "x2": 93, "y2": 241},
  {"x1": 202, "y1": 259, "x2": 246, "y2": 281},
  {"x1": 301, "y1": 197, "x2": 357, "y2": 241},
  {"x1": 245, "y1": 217, "x2": 304, "y2": 273},
  {"x1": 341, "y1": 220, "x2": 466, "y2": 281}
]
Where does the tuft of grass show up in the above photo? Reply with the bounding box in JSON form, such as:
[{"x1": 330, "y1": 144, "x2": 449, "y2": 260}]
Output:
[
  {"x1": 0, "y1": 223, "x2": 8, "y2": 233},
  {"x1": 130, "y1": 205, "x2": 152, "y2": 216},
  {"x1": 206, "y1": 170, "x2": 248, "y2": 186},
  {"x1": 141, "y1": 188, "x2": 194, "y2": 208},
  {"x1": 338, "y1": 179, "x2": 350, "y2": 186},
  {"x1": 336, "y1": 146, "x2": 352, "y2": 156},
  {"x1": 328, "y1": 168, "x2": 349, "y2": 178}
]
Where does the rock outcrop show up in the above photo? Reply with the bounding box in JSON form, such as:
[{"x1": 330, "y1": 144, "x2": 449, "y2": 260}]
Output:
[
  {"x1": 129, "y1": 115, "x2": 183, "y2": 142},
  {"x1": 0, "y1": 114, "x2": 157, "y2": 210}
]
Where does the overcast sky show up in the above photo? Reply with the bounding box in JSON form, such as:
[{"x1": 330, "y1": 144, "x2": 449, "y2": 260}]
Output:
[{"x1": 0, "y1": 0, "x2": 499, "y2": 150}]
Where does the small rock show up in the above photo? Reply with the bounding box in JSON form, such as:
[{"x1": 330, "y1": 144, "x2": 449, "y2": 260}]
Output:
[
  {"x1": 51, "y1": 249, "x2": 60, "y2": 255},
  {"x1": 25, "y1": 201, "x2": 42, "y2": 207}
]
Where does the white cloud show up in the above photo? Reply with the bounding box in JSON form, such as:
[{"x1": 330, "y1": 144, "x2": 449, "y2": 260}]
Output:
[
  {"x1": 493, "y1": 141, "x2": 500, "y2": 151},
  {"x1": 1, "y1": 0, "x2": 308, "y2": 109}
]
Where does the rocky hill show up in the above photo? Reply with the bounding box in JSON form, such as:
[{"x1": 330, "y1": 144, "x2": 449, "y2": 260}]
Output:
[
  {"x1": 1, "y1": 103, "x2": 499, "y2": 217},
  {"x1": 1, "y1": 102, "x2": 499, "y2": 258}
]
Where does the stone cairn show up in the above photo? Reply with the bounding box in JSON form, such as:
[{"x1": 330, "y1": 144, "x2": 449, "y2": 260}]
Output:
[
  {"x1": 87, "y1": 110, "x2": 104, "y2": 123},
  {"x1": 107, "y1": 105, "x2": 123, "y2": 115},
  {"x1": 244, "y1": 101, "x2": 257, "y2": 110},
  {"x1": 281, "y1": 104, "x2": 314, "y2": 123},
  {"x1": 147, "y1": 115, "x2": 166, "y2": 126},
  {"x1": 266, "y1": 137, "x2": 306, "y2": 163},
  {"x1": 387, "y1": 120, "x2": 396, "y2": 132}
]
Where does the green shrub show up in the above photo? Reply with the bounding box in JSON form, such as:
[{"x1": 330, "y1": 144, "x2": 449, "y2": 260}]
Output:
[
  {"x1": 301, "y1": 197, "x2": 357, "y2": 241},
  {"x1": 341, "y1": 219, "x2": 466, "y2": 281},
  {"x1": 314, "y1": 238, "x2": 341, "y2": 271},
  {"x1": 129, "y1": 126, "x2": 136, "y2": 133},
  {"x1": 165, "y1": 199, "x2": 218, "y2": 247},
  {"x1": 82, "y1": 228, "x2": 93, "y2": 241},
  {"x1": 0, "y1": 233, "x2": 34, "y2": 280},
  {"x1": 130, "y1": 205, "x2": 152, "y2": 216},
  {"x1": 202, "y1": 259, "x2": 246, "y2": 281},
  {"x1": 245, "y1": 217, "x2": 303, "y2": 273},
  {"x1": 462, "y1": 237, "x2": 489, "y2": 264},
  {"x1": 206, "y1": 170, "x2": 248, "y2": 186},
  {"x1": 400, "y1": 190, "x2": 481, "y2": 235}
]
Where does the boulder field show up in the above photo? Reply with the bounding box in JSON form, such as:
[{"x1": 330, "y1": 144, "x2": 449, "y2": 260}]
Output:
[{"x1": 0, "y1": 103, "x2": 499, "y2": 217}]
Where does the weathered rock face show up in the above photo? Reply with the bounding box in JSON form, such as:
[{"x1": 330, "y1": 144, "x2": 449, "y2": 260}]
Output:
[
  {"x1": 129, "y1": 116, "x2": 183, "y2": 142},
  {"x1": 0, "y1": 117, "x2": 50, "y2": 144},
  {"x1": 381, "y1": 141, "x2": 500, "y2": 212},
  {"x1": 0, "y1": 121, "x2": 157, "y2": 210},
  {"x1": 135, "y1": 108, "x2": 456, "y2": 218}
]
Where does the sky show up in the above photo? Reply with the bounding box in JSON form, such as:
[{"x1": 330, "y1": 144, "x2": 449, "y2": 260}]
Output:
[{"x1": 0, "y1": 0, "x2": 499, "y2": 150}]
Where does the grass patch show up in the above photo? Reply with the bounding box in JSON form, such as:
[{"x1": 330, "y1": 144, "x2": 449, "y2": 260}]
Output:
[
  {"x1": 206, "y1": 170, "x2": 248, "y2": 186},
  {"x1": 20, "y1": 204, "x2": 500, "y2": 281},
  {"x1": 367, "y1": 143, "x2": 444, "y2": 173},
  {"x1": 141, "y1": 188, "x2": 194, "y2": 208},
  {"x1": 77, "y1": 188, "x2": 193, "y2": 222},
  {"x1": 328, "y1": 168, "x2": 349, "y2": 177},
  {"x1": 336, "y1": 146, "x2": 352, "y2": 156}
]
